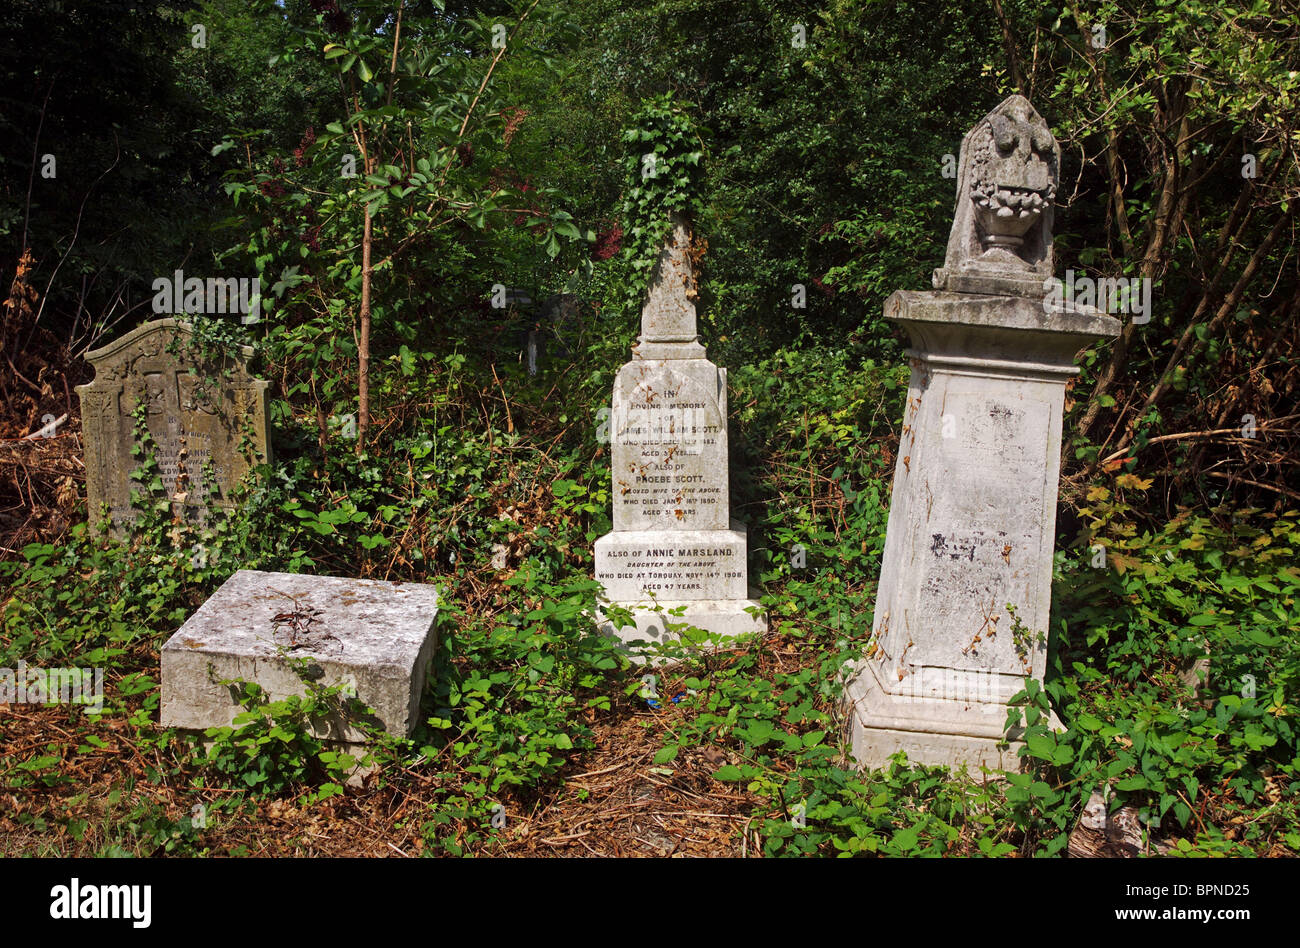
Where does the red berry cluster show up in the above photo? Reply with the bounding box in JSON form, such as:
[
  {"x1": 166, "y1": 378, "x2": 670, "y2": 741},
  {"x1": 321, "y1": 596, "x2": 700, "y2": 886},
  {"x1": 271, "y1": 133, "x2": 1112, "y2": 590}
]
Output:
[
  {"x1": 258, "y1": 156, "x2": 288, "y2": 198},
  {"x1": 592, "y1": 224, "x2": 622, "y2": 261},
  {"x1": 293, "y1": 126, "x2": 316, "y2": 168},
  {"x1": 258, "y1": 177, "x2": 287, "y2": 199}
]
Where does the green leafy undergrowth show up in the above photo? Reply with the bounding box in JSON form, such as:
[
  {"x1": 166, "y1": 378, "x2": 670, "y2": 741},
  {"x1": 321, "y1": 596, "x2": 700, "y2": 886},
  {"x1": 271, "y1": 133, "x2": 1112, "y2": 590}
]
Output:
[
  {"x1": 633, "y1": 494, "x2": 1298, "y2": 857},
  {"x1": 403, "y1": 571, "x2": 627, "y2": 855},
  {"x1": 188, "y1": 661, "x2": 393, "y2": 804},
  {"x1": 1021, "y1": 489, "x2": 1300, "y2": 856}
]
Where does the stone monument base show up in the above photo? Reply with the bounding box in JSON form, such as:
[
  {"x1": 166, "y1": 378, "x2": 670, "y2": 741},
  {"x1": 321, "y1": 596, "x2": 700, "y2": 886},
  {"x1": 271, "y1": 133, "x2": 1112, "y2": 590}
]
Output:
[
  {"x1": 594, "y1": 523, "x2": 751, "y2": 601},
  {"x1": 595, "y1": 517, "x2": 767, "y2": 661},
  {"x1": 161, "y1": 570, "x2": 438, "y2": 743},
  {"x1": 842, "y1": 658, "x2": 1063, "y2": 772},
  {"x1": 597, "y1": 597, "x2": 767, "y2": 662}
]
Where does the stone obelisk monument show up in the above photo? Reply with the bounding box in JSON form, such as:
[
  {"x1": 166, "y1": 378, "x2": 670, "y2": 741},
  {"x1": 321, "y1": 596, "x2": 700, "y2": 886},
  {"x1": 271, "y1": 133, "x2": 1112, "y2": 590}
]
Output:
[
  {"x1": 844, "y1": 96, "x2": 1121, "y2": 770},
  {"x1": 595, "y1": 214, "x2": 766, "y2": 653}
]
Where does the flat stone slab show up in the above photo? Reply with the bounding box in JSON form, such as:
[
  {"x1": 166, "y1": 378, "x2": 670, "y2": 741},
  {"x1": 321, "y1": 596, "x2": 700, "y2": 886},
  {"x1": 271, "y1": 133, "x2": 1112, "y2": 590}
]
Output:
[
  {"x1": 889, "y1": 290, "x2": 1119, "y2": 336},
  {"x1": 161, "y1": 570, "x2": 438, "y2": 741}
]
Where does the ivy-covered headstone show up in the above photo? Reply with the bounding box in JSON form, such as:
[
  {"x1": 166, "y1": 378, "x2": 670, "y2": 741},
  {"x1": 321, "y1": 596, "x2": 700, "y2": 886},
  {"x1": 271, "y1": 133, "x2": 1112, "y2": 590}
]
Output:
[
  {"x1": 75, "y1": 318, "x2": 271, "y2": 531},
  {"x1": 594, "y1": 215, "x2": 766, "y2": 654}
]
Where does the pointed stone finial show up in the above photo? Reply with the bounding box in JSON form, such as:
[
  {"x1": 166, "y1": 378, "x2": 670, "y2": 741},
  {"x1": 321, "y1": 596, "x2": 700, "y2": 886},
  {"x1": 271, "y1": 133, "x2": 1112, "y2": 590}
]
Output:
[
  {"x1": 933, "y1": 95, "x2": 1060, "y2": 298},
  {"x1": 634, "y1": 213, "x2": 707, "y2": 360}
]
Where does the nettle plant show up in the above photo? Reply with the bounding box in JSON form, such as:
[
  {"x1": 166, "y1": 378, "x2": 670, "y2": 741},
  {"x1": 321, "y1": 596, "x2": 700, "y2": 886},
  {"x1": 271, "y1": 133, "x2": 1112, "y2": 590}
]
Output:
[
  {"x1": 412, "y1": 572, "x2": 626, "y2": 855},
  {"x1": 1013, "y1": 486, "x2": 1300, "y2": 854},
  {"x1": 194, "y1": 658, "x2": 396, "y2": 804}
]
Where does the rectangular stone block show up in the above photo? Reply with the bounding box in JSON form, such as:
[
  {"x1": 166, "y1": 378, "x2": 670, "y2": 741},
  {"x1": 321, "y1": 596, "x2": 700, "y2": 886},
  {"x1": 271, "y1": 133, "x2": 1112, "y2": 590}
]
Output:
[
  {"x1": 595, "y1": 525, "x2": 748, "y2": 601},
  {"x1": 161, "y1": 570, "x2": 438, "y2": 742}
]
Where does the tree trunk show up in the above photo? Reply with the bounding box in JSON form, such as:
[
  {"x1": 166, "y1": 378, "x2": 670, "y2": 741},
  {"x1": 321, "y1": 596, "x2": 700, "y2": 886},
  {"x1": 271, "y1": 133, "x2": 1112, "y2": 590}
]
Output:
[
  {"x1": 1122, "y1": 206, "x2": 1294, "y2": 442},
  {"x1": 1078, "y1": 82, "x2": 1191, "y2": 439},
  {"x1": 358, "y1": 202, "x2": 373, "y2": 451}
]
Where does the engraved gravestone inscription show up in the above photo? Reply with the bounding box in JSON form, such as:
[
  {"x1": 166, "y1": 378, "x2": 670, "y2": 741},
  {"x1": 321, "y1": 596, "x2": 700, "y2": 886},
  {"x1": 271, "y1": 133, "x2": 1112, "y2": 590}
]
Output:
[{"x1": 76, "y1": 318, "x2": 270, "y2": 530}]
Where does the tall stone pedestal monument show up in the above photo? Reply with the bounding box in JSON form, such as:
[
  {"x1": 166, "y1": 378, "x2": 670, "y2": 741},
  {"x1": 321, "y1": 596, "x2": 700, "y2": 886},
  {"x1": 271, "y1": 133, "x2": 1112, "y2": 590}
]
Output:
[
  {"x1": 844, "y1": 96, "x2": 1121, "y2": 770},
  {"x1": 595, "y1": 216, "x2": 766, "y2": 654}
]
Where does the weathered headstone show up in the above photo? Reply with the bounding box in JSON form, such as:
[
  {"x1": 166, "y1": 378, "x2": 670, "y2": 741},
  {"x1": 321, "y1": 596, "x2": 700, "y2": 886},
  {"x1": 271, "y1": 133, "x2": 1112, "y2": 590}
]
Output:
[
  {"x1": 161, "y1": 570, "x2": 439, "y2": 743},
  {"x1": 75, "y1": 318, "x2": 270, "y2": 529},
  {"x1": 595, "y1": 215, "x2": 767, "y2": 652},
  {"x1": 843, "y1": 96, "x2": 1122, "y2": 770}
]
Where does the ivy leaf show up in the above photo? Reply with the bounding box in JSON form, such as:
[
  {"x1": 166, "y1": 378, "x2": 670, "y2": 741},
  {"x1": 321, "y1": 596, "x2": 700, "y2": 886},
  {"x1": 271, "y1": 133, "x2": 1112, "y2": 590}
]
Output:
[{"x1": 1115, "y1": 473, "x2": 1154, "y2": 490}]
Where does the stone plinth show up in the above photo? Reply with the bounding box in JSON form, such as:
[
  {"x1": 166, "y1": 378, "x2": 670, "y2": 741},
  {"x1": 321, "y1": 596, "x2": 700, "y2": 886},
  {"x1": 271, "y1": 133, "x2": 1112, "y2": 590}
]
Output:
[
  {"x1": 596, "y1": 523, "x2": 750, "y2": 601},
  {"x1": 844, "y1": 94, "x2": 1120, "y2": 771},
  {"x1": 76, "y1": 318, "x2": 270, "y2": 531},
  {"x1": 844, "y1": 291, "x2": 1120, "y2": 769},
  {"x1": 596, "y1": 215, "x2": 767, "y2": 656},
  {"x1": 596, "y1": 598, "x2": 767, "y2": 655},
  {"x1": 161, "y1": 570, "x2": 438, "y2": 742},
  {"x1": 595, "y1": 515, "x2": 766, "y2": 651}
]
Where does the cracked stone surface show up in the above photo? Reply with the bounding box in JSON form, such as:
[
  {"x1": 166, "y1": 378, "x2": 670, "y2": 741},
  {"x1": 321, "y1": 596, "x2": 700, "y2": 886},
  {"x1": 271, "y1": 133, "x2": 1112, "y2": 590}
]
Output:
[{"x1": 161, "y1": 569, "x2": 438, "y2": 741}]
